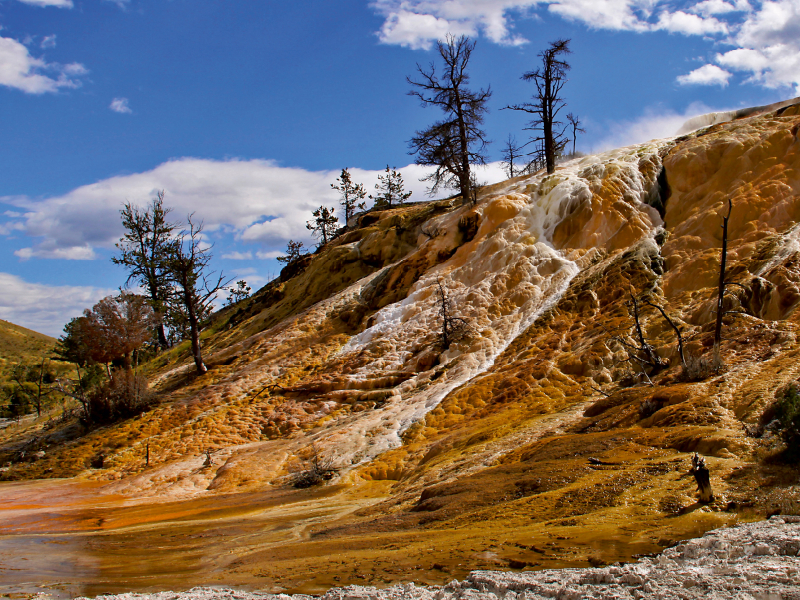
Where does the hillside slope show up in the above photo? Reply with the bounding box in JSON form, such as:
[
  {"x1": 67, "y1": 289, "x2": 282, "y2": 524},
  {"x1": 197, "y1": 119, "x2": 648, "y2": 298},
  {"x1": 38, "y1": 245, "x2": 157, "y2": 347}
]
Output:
[
  {"x1": 0, "y1": 320, "x2": 57, "y2": 384},
  {"x1": 1, "y1": 100, "x2": 800, "y2": 595}
]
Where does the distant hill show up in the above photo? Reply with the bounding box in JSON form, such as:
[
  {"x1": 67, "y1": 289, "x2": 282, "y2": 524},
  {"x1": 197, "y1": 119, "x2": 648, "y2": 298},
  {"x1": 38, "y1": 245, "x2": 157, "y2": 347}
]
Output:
[{"x1": 0, "y1": 319, "x2": 58, "y2": 382}]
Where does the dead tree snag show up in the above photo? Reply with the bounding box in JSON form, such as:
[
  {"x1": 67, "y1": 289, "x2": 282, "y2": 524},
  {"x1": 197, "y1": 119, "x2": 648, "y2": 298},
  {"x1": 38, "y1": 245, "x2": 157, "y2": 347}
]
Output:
[
  {"x1": 713, "y1": 200, "x2": 732, "y2": 361},
  {"x1": 690, "y1": 453, "x2": 714, "y2": 503}
]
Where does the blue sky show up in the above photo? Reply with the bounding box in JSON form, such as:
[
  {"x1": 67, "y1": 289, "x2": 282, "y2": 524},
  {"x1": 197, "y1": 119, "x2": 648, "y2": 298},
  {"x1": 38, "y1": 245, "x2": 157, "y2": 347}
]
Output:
[{"x1": 1, "y1": 0, "x2": 798, "y2": 336}]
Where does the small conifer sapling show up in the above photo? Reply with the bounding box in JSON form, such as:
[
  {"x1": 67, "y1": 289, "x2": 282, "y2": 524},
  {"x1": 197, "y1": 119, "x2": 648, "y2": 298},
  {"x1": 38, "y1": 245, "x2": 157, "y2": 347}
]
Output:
[
  {"x1": 306, "y1": 207, "x2": 339, "y2": 247},
  {"x1": 331, "y1": 168, "x2": 367, "y2": 223},
  {"x1": 370, "y1": 166, "x2": 412, "y2": 209}
]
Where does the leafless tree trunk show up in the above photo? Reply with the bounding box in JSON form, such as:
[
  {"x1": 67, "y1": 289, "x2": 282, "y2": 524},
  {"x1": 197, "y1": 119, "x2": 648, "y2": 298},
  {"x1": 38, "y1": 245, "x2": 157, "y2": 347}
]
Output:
[
  {"x1": 408, "y1": 35, "x2": 491, "y2": 201},
  {"x1": 435, "y1": 277, "x2": 471, "y2": 350},
  {"x1": 713, "y1": 200, "x2": 733, "y2": 361},
  {"x1": 566, "y1": 112, "x2": 585, "y2": 156},
  {"x1": 167, "y1": 215, "x2": 230, "y2": 375},
  {"x1": 504, "y1": 39, "x2": 571, "y2": 175}
]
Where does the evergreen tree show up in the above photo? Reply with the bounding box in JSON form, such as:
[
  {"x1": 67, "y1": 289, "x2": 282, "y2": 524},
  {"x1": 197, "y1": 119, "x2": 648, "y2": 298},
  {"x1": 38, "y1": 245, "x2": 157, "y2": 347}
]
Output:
[
  {"x1": 226, "y1": 280, "x2": 251, "y2": 305},
  {"x1": 369, "y1": 166, "x2": 412, "y2": 209},
  {"x1": 306, "y1": 207, "x2": 339, "y2": 247},
  {"x1": 277, "y1": 240, "x2": 306, "y2": 265},
  {"x1": 331, "y1": 168, "x2": 367, "y2": 223},
  {"x1": 112, "y1": 191, "x2": 176, "y2": 349}
]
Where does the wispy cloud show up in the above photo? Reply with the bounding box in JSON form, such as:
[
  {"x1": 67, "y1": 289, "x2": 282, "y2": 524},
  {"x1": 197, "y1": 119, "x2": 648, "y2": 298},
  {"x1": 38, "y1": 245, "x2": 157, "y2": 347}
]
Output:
[
  {"x1": 0, "y1": 272, "x2": 113, "y2": 337},
  {"x1": 222, "y1": 251, "x2": 254, "y2": 260},
  {"x1": 0, "y1": 35, "x2": 87, "y2": 94},
  {"x1": 40, "y1": 34, "x2": 57, "y2": 49},
  {"x1": 595, "y1": 101, "x2": 722, "y2": 150},
  {"x1": 15, "y1": 0, "x2": 73, "y2": 8},
  {"x1": 109, "y1": 97, "x2": 132, "y2": 113}
]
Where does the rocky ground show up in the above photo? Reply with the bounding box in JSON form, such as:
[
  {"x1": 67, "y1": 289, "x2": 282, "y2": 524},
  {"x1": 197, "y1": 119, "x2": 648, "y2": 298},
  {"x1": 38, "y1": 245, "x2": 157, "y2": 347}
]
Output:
[{"x1": 74, "y1": 516, "x2": 800, "y2": 600}]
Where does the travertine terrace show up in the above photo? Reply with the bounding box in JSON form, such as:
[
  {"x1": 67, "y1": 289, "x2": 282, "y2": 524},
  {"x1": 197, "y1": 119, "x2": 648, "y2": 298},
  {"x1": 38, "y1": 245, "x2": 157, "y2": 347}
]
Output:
[{"x1": 1, "y1": 100, "x2": 799, "y2": 597}]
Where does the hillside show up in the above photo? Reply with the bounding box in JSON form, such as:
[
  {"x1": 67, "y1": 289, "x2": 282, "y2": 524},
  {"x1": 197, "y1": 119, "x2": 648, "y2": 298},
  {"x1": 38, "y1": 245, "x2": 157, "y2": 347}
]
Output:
[
  {"x1": 0, "y1": 319, "x2": 58, "y2": 383},
  {"x1": 1, "y1": 100, "x2": 800, "y2": 596}
]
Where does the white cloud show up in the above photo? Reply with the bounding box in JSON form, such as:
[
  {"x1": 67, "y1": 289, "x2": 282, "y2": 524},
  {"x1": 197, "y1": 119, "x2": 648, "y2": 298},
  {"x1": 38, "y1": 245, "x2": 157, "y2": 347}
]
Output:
[
  {"x1": 0, "y1": 35, "x2": 87, "y2": 94},
  {"x1": 677, "y1": 63, "x2": 732, "y2": 85},
  {"x1": 372, "y1": 0, "x2": 536, "y2": 48},
  {"x1": 378, "y1": 10, "x2": 470, "y2": 49},
  {"x1": 547, "y1": 0, "x2": 654, "y2": 32},
  {"x1": 3, "y1": 158, "x2": 498, "y2": 261},
  {"x1": 690, "y1": 0, "x2": 749, "y2": 16},
  {"x1": 655, "y1": 10, "x2": 728, "y2": 34},
  {"x1": 370, "y1": 0, "x2": 800, "y2": 94},
  {"x1": 0, "y1": 272, "x2": 113, "y2": 337},
  {"x1": 2, "y1": 158, "x2": 515, "y2": 262},
  {"x1": 109, "y1": 97, "x2": 132, "y2": 113},
  {"x1": 710, "y1": 1, "x2": 800, "y2": 92},
  {"x1": 40, "y1": 35, "x2": 56, "y2": 49},
  {"x1": 15, "y1": 0, "x2": 73, "y2": 7}
]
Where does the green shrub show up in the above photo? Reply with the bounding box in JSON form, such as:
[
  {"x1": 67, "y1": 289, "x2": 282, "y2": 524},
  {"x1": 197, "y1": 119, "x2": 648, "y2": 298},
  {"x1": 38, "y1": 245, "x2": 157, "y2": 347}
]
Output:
[{"x1": 776, "y1": 385, "x2": 800, "y2": 462}]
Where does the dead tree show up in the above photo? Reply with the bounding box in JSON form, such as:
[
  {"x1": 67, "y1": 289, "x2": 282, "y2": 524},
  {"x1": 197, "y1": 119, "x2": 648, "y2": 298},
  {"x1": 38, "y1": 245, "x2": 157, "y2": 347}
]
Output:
[
  {"x1": 690, "y1": 453, "x2": 714, "y2": 503},
  {"x1": 606, "y1": 291, "x2": 667, "y2": 383},
  {"x1": 566, "y1": 112, "x2": 585, "y2": 156},
  {"x1": 291, "y1": 443, "x2": 338, "y2": 488},
  {"x1": 642, "y1": 299, "x2": 687, "y2": 369},
  {"x1": 408, "y1": 34, "x2": 492, "y2": 201},
  {"x1": 504, "y1": 39, "x2": 571, "y2": 175},
  {"x1": 712, "y1": 200, "x2": 750, "y2": 363},
  {"x1": 713, "y1": 200, "x2": 732, "y2": 361},
  {"x1": 167, "y1": 215, "x2": 230, "y2": 375},
  {"x1": 435, "y1": 277, "x2": 471, "y2": 350},
  {"x1": 501, "y1": 134, "x2": 525, "y2": 179}
]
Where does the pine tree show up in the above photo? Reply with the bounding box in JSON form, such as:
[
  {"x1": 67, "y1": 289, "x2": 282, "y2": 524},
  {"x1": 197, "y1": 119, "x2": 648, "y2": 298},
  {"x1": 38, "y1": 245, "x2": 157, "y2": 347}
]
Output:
[
  {"x1": 331, "y1": 168, "x2": 367, "y2": 223},
  {"x1": 306, "y1": 207, "x2": 339, "y2": 247},
  {"x1": 226, "y1": 280, "x2": 251, "y2": 305},
  {"x1": 369, "y1": 166, "x2": 412, "y2": 209},
  {"x1": 277, "y1": 240, "x2": 306, "y2": 265},
  {"x1": 112, "y1": 190, "x2": 176, "y2": 349}
]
